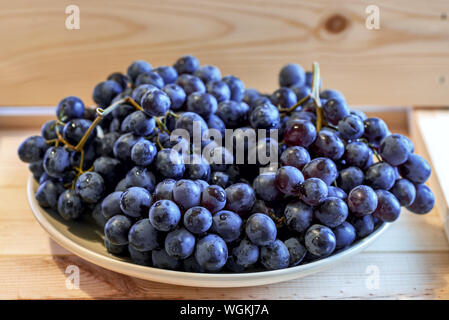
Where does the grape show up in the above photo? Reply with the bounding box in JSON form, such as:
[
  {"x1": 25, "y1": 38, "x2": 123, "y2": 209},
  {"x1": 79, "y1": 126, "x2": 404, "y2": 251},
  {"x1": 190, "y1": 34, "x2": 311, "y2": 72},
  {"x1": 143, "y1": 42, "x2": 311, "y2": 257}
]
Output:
[
  {"x1": 372, "y1": 190, "x2": 401, "y2": 222},
  {"x1": 162, "y1": 83, "x2": 186, "y2": 110},
  {"x1": 253, "y1": 172, "x2": 283, "y2": 202},
  {"x1": 172, "y1": 179, "x2": 202, "y2": 210},
  {"x1": 284, "y1": 237, "x2": 307, "y2": 266},
  {"x1": 105, "y1": 236, "x2": 127, "y2": 255},
  {"x1": 315, "y1": 197, "x2": 348, "y2": 228},
  {"x1": 390, "y1": 179, "x2": 416, "y2": 207},
  {"x1": 279, "y1": 63, "x2": 306, "y2": 87},
  {"x1": 175, "y1": 111, "x2": 208, "y2": 138},
  {"x1": 29, "y1": 160, "x2": 44, "y2": 182},
  {"x1": 125, "y1": 166, "x2": 155, "y2": 192},
  {"x1": 91, "y1": 203, "x2": 107, "y2": 228},
  {"x1": 121, "y1": 111, "x2": 156, "y2": 136},
  {"x1": 328, "y1": 186, "x2": 347, "y2": 200},
  {"x1": 95, "y1": 132, "x2": 120, "y2": 157},
  {"x1": 101, "y1": 191, "x2": 123, "y2": 220},
  {"x1": 127, "y1": 60, "x2": 152, "y2": 82},
  {"x1": 250, "y1": 103, "x2": 281, "y2": 129},
  {"x1": 246, "y1": 213, "x2": 277, "y2": 246},
  {"x1": 185, "y1": 154, "x2": 211, "y2": 181},
  {"x1": 93, "y1": 80, "x2": 123, "y2": 107},
  {"x1": 260, "y1": 240, "x2": 290, "y2": 270},
  {"x1": 216, "y1": 100, "x2": 249, "y2": 128},
  {"x1": 275, "y1": 166, "x2": 304, "y2": 195},
  {"x1": 305, "y1": 224, "x2": 336, "y2": 257},
  {"x1": 363, "y1": 117, "x2": 389, "y2": 145},
  {"x1": 141, "y1": 89, "x2": 171, "y2": 116},
  {"x1": 195, "y1": 234, "x2": 228, "y2": 271},
  {"x1": 165, "y1": 228, "x2": 196, "y2": 259},
  {"x1": 195, "y1": 179, "x2": 209, "y2": 192},
  {"x1": 183, "y1": 256, "x2": 206, "y2": 273},
  {"x1": 347, "y1": 185, "x2": 378, "y2": 216},
  {"x1": 107, "y1": 72, "x2": 130, "y2": 90},
  {"x1": 113, "y1": 133, "x2": 143, "y2": 163},
  {"x1": 333, "y1": 221, "x2": 356, "y2": 249},
  {"x1": 155, "y1": 148, "x2": 185, "y2": 179},
  {"x1": 194, "y1": 65, "x2": 221, "y2": 83},
  {"x1": 284, "y1": 120, "x2": 317, "y2": 148},
  {"x1": 120, "y1": 187, "x2": 152, "y2": 218},
  {"x1": 337, "y1": 166, "x2": 365, "y2": 193},
  {"x1": 379, "y1": 134, "x2": 412, "y2": 166},
  {"x1": 104, "y1": 215, "x2": 132, "y2": 245},
  {"x1": 311, "y1": 129, "x2": 345, "y2": 160},
  {"x1": 93, "y1": 156, "x2": 123, "y2": 188},
  {"x1": 212, "y1": 210, "x2": 243, "y2": 242},
  {"x1": 232, "y1": 239, "x2": 259, "y2": 268},
  {"x1": 128, "y1": 218, "x2": 160, "y2": 251},
  {"x1": 35, "y1": 180, "x2": 63, "y2": 209},
  {"x1": 337, "y1": 114, "x2": 364, "y2": 140},
  {"x1": 154, "y1": 179, "x2": 176, "y2": 201},
  {"x1": 280, "y1": 146, "x2": 310, "y2": 170},
  {"x1": 201, "y1": 185, "x2": 226, "y2": 213},
  {"x1": 152, "y1": 249, "x2": 180, "y2": 270},
  {"x1": 149, "y1": 200, "x2": 181, "y2": 231},
  {"x1": 42, "y1": 147, "x2": 71, "y2": 178},
  {"x1": 365, "y1": 162, "x2": 396, "y2": 190},
  {"x1": 210, "y1": 171, "x2": 231, "y2": 188},
  {"x1": 18, "y1": 136, "x2": 48, "y2": 163},
  {"x1": 173, "y1": 55, "x2": 199, "y2": 75},
  {"x1": 284, "y1": 199, "x2": 313, "y2": 233},
  {"x1": 184, "y1": 206, "x2": 213, "y2": 234},
  {"x1": 132, "y1": 84, "x2": 158, "y2": 105},
  {"x1": 128, "y1": 245, "x2": 151, "y2": 266},
  {"x1": 225, "y1": 183, "x2": 256, "y2": 214},
  {"x1": 56, "y1": 96, "x2": 85, "y2": 122},
  {"x1": 222, "y1": 75, "x2": 245, "y2": 102},
  {"x1": 320, "y1": 89, "x2": 345, "y2": 102},
  {"x1": 186, "y1": 92, "x2": 218, "y2": 119},
  {"x1": 206, "y1": 80, "x2": 231, "y2": 103},
  {"x1": 176, "y1": 74, "x2": 206, "y2": 95},
  {"x1": 302, "y1": 157, "x2": 338, "y2": 186},
  {"x1": 115, "y1": 178, "x2": 127, "y2": 192},
  {"x1": 41, "y1": 120, "x2": 60, "y2": 140},
  {"x1": 243, "y1": 88, "x2": 261, "y2": 107},
  {"x1": 270, "y1": 87, "x2": 297, "y2": 109},
  {"x1": 74, "y1": 172, "x2": 105, "y2": 203},
  {"x1": 350, "y1": 215, "x2": 375, "y2": 238},
  {"x1": 291, "y1": 85, "x2": 310, "y2": 102},
  {"x1": 299, "y1": 178, "x2": 328, "y2": 206},
  {"x1": 131, "y1": 140, "x2": 157, "y2": 166},
  {"x1": 322, "y1": 99, "x2": 350, "y2": 125},
  {"x1": 344, "y1": 141, "x2": 373, "y2": 169},
  {"x1": 398, "y1": 154, "x2": 431, "y2": 184},
  {"x1": 407, "y1": 184, "x2": 435, "y2": 214}
]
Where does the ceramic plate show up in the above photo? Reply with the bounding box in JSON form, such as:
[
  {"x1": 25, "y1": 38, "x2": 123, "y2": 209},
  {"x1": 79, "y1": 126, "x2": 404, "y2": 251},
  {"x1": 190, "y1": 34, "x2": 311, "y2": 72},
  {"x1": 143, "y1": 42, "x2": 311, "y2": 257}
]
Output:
[{"x1": 28, "y1": 175, "x2": 390, "y2": 287}]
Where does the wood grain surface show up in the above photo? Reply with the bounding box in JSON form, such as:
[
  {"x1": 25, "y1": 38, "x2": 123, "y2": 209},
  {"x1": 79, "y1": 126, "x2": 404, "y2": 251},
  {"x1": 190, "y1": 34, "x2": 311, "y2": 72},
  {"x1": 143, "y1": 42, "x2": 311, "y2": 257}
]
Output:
[
  {"x1": 1, "y1": 119, "x2": 449, "y2": 300},
  {"x1": 0, "y1": 0, "x2": 449, "y2": 107}
]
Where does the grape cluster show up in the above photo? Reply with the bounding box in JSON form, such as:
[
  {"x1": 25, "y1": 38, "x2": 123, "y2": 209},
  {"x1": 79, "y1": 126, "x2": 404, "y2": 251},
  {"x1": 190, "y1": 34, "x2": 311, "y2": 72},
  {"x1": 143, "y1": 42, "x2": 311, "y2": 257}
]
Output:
[{"x1": 18, "y1": 56, "x2": 435, "y2": 273}]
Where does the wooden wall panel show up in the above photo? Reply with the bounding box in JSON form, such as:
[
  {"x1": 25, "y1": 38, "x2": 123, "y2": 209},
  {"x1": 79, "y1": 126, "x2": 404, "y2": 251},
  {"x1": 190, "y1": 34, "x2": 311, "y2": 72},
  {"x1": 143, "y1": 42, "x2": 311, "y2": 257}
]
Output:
[{"x1": 0, "y1": 0, "x2": 448, "y2": 107}]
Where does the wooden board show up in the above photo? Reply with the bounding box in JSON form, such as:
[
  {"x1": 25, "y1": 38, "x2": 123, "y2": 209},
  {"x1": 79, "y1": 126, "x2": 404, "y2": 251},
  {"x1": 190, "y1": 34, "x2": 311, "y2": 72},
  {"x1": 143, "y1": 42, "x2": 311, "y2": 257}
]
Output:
[
  {"x1": 1, "y1": 127, "x2": 449, "y2": 299},
  {"x1": 1, "y1": 0, "x2": 449, "y2": 107}
]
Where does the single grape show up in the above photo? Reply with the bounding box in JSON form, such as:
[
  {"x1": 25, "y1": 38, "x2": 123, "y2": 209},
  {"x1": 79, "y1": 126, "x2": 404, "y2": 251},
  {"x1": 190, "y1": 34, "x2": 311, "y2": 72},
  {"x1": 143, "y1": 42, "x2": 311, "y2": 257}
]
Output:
[
  {"x1": 131, "y1": 84, "x2": 158, "y2": 105},
  {"x1": 141, "y1": 89, "x2": 171, "y2": 116},
  {"x1": 128, "y1": 218, "x2": 160, "y2": 252},
  {"x1": 149, "y1": 200, "x2": 181, "y2": 231},
  {"x1": 201, "y1": 185, "x2": 227, "y2": 213},
  {"x1": 172, "y1": 179, "x2": 202, "y2": 210},
  {"x1": 184, "y1": 206, "x2": 213, "y2": 234},
  {"x1": 93, "y1": 156, "x2": 123, "y2": 188},
  {"x1": 107, "y1": 72, "x2": 130, "y2": 90},
  {"x1": 398, "y1": 154, "x2": 431, "y2": 184},
  {"x1": 127, "y1": 60, "x2": 152, "y2": 82},
  {"x1": 209, "y1": 171, "x2": 231, "y2": 188},
  {"x1": 363, "y1": 117, "x2": 389, "y2": 145},
  {"x1": 232, "y1": 239, "x2": 259, "y2": 268},
  {"x1": 128, "y1": 245, "x2": 151, "y2": 266},
  {"x1": 153, "y1": 66, "x2": 178, "y2": 84},
  {"x1": 152, "y1": 249, "x2": 180, "y2": 270},
  {"x1": 185, "y1": 154, "x2": 211, "y2": 181},
  {"x1": 284, "y1": 199, "x2": 313, "y2": 233},
  {"x1": 253, "y1": 172, "x2": 283, "y2": 202},
  {"x1": 302, "y1": 157, "x2": 338, "y2": 186},
  {"x1": 222, "y1": 75, "x2": 245, "y2": 102},
  {"x1": 155, "y1": 148, "x2": 185, "y2": 179},
  {"x1": 407, "y1": 184, "x2": 435, "y2": 214},
  {"x1": 311, "y1": 129, "x2": 345, "y2": 160},
  {"x1": 320, "y1": 89, "x2": 345, "y2": 102},
  {"x1": 162, "y1": 83, "x2": 186, "y2": 110},
  {"x1": 260, "y1": 239, "x2": 290, "y2": 270},
  {"x1": 56, "y1": 96, "x2": 85, "y2": 122},
  {"x1": 246, "y1": 213, "x2": 277, "y2": 246},
  {"x1": 344, "y1": 141, "x2": 373, "y2": 169},
  {"x1": 120, "y1": 187, "x2": 152, "y2": 218},
  {"x1": 93, "y1": 80, "x2": 123, "y2": 107},
  {"x1": 243, "y1": 88, "x2": 261, "y2": 107},
  {"x1": 135, "y1": 71, "x2": 164, "y2": 89},
  {"x1": 74, "y1": 172, "x2": 105, "y2": 203},
  {"x1": 279, "y1": 63, "x2": 306, "y2": 87},
  {"x1": 305, "y1": 224, "x2": 337, "y2": 257},
  {"x1": 379, "y1": 134, "x2": 412, "y2": 166},
  {"x1": 91, "y1": 203, "x2": 107, "y2": 228},
  {"x1": 284, "y1": 237, "x2": 307, "y2": 266},
  {"x1": 175, "y1": 111, "x2": 208, "y2": 138},
  {"x1": 186, "y1": 92, "x2": 218, "y2": 119},
  {"x1": 322, "y1": 99, "x2": 350, "y2": 125},
  {"x1": 18, "y1": 136, "x2": 48, "y2": 163},
  {"x1": 275, "y1": 166, "x2": 304, "y2": 195},
  {"x1": 280, "y1": 146, "x2": 310, "y2": 170},
  {"x1": 206, "y1": 80, "x2": 231, "y2": 103},
  {"x1": 327, "y1": 186, "x2": 347, "y2": 200},
  {"x1": 195, "y1": 234, "x2": 228, "y2": 272},
  {"x1": 131, "y1": 140, "x2": 157, "y2": 166},
  {"x1": 176, "y1": 74, "x2": 206, "y2": 95},
  {"x1": 207, "y1": 114, "x2": 226, "y2": 137},
  {"x1": 101, "y1": 191, "x2": 123, "y2": 220},
  {"x1": 365, "y1": 162, "x2": 396, "y2": 190},
  {"x1": 35, "y1": 180, "x2": 63, "y2": 209},
  {"x1": 104, "y1": 236, "x2": 127, "y2": 255},
  {"x1": 315, "y1": 197, "x2": 348, "y2": 228},
  {"x1": 333, "y1": 221, "x2": 356, "y2": 249},
  {"x1": 154, "y1": 179, "x2": 176, "y2": 201},
  {"x1": 165, "y1": 228, "x2": 196, "y2": 259},
  {"x1": 347, "y1": 185, "x2": 378, "y2": 216},
  {"x1": 284, "y1": 120, "x2": 317, "y2": 148},
  {"x1": 125, "y1": 166, "x2": 155, "y2": 192},
  {"x1": 350, "y1": 215, "x2": 375, "y2": 238},
  {"x1": 337, "y1": 114, "x2": 364, "y2": 140},
  {"x1": 250, "y1": 103, "x2": 281, "y2": 129},
  {"x1": 104, "y1": 215, "x2": 132, "y2": 245},
  {"x1": 225, "y1": 183, "x2": 256, "y2": 213},
  {"x1": 270, "y1": 87, "x2": 297, "y2": 109},
  {"x1": 390, "y1": 179, "x2": 416, "y2": 207},
  {"x1": 216, "y1": 100, "x2": 249, "y2": 128},
  {"x1": 212, "y1": 210, "x2": 243, "y2": 242},
  {"x1": 113, "y1": 133, "x2": 143, "y2": 163},
  {"x1": 372, "y1": 190, "x2": 401, "y2": 222},
  {"x1": 194, "y1": 64, "x2": 221, "y2": 83},
  {"x1": 173, "y1": 55, "x2": 200, "y2": 74},
  {"x1": 299, "y1": 177, "x2": 328, "y2": 206},
  {"x1": 337, "y1": 166, "x2": 365, "y2": 193},
  {"x1": 121, "y1": 111, "x2": 156, "y2": 136}
]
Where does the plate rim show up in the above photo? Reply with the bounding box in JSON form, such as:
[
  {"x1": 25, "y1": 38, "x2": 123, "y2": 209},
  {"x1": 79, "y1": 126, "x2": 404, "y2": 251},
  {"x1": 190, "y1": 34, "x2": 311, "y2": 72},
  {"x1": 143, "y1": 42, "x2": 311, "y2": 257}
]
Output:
[{"x1": 28, "y1": 175, "x2": 390, "y2": 288}]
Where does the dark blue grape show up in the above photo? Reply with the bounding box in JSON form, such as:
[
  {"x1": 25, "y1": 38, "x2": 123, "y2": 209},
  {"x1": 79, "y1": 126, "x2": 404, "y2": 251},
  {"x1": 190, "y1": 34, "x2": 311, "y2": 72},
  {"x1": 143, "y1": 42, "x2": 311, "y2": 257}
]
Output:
[
  {"x1": 115, "y1": 178, "x2": 127, "y2": 192},
  {"x1": 195, "y1": 179, "x2": 209, "y2": 192},
  {"x1": 127, "y1": 60, "x2": 152, "y2": 82},
  {"x1": 93, "y1": 80, "x2": 123, "y2": 107},
  {"x1": 284, "y1": 237, "x2": 307, "y2": 266},
  {"x1": 149, "y1": 199, "x2": 181, "y2": 231},
  {"x1": 104, "y1": 236, "x2": 127, "y2": 255},
  {"x1": 131, "y1": 140, "x2": 157, "y2": 166},
  {"x1": 113, "y1": 133, "x2": 143, "y2": 163},
  {"x1": 184, "y1": 206, "x2": 213, "y2": 234},
  {"x1": 351, "y1": 110, "x2": 367, "y2": 120},
  {"x1": 57, "y1": 189, "x2": 84, "y2": 220},
  {"x1": 398, "y1": 154, "x2": 431, "y2": 184},
  {"x1": 194, "y1": 65, "x2": 221, "y2": 83},
  {"x1": 327, "y1": 186, "x2": 347, "y2": 200},
  {"x1": 18, "y1": 136, "x2": 48, "y2": 163},
  {"x1": 216, "y1": 100, "x2": 249, "y2": 128},
  {"x1": 35, "y1": 180, "x2": 63, "y2": 209},
  {"x1": 154, "y1": 179, "x2": 175, "y2": 201},
  {"x1": 212, "y1": 210, "x2": 243, "y2": 242},
  {"x1": 305, "y1": 224, "x2": 336, "y2": 257},
  {"x1": 232, "y1": 239, "x2": 259, "y2": 268},
  {"x1": 173, "y1": 55, "x2": 199, "y2": 74},
  {"x1": 128, "y1": 245, "x2": 151, "y2": 266},
  {"x1": 302, "y1": 157, "x2": 338, "y2": 186},
  {"x1": 363, "y1": 117, "x2": 389, "y2": 145},
  {"x1": 62, "y1": 119, "x2": 93, "y2": 146},
  {"x1": 337, "y1": 114, "x2": 364, "y2": 140},
  {"x1": 344, "y1": 141, "x2": 373, "y2": 169},
  {"x1": 155, "y1": 148, "x2": 185, "y2": 179},
  {"x1": 320, "y1": 89, "x2": 345, "y2": 102},
  {"x1": 337, "y1": 166, "x2": 365, "y2": 193},
  {"x1": 249, "y1": 103, "x2": 280, "y2": 129},
  {"x1": 280, "y1": 146, "x2": 310, "y2": 170},
  {"x1": 284, "y1": 120, "x2": 316, "y2": 148},
  {"x1": 350, "y1": 215, "x2": 375, "y2": 238},
  {"x1": 104, "y1": 215, "x2": 132, "y2": 245},
  {"x1": 311, "y1": 129, "x2": 345, "y2": 160},
  {"x1": 195, "y1": 234, "x2": 228, "y2": 272},
  {"x1": 372, "y1": 190, "x2": 401, "y2": 222},
  {"x1": 183, "y1": 256, "x2": 206, "y2": 273},
  {"x1": 315, "y1": 197, "x2": 348, "y2": 228},
  {"x1": 379, "y1": 134, "x2": 412, "y2": 166},
  {"x1": 175, "y1": 111, "x2": 208, "y2": 139},
  {"x1": 365, "y1": 162, "x2": 396, "y2": 190},
  {"x1": 207, "y1": 114, "x2": 226, "y2": 137},
  {"x1": 162, "y1": 83, "x2": 186, "y2": 110},
  {"x1": 225, "y1": 183, "x2": 256, "y2": 213},
  {"x1": 210, "y1": 171, "x2": 231, "y2": 188},
  {"x1": 141, "y1": 89, "x2": 171, "y2": 117},
  {"x1": 347, "y1": 185, "x2": 378, "y2": 216},
  {"x1": 260, "y1": 239, "x2": 290, "y2": 270},
  {"x1": 185, "y1": 154, "x2": 210, "y2": 181},
  {"x1": 201, "y1": 185, "x2": 226, "y2": 213},
  {"x1": 101, "y1": 191, "x2": 123, "y2": 220},
  {"x1": 56, "y1": 96, "x2": 85, "y2": 122},
  {"x1": 322, "y1": 99, "x2": 350, "y2": 125},
  {"x1": 291, "y1": 85, "x2": 310, "y2": 102},
  {"x1": 135, "y1": 71, "x2": 164, "y2": 89},
  {"x1": 29, "y1": 160, "x2": 44, "y2": 182},
  {"x1": 279, "y1": 63, "x2": 306, "y2": 87},
  {"x1": 153, "y1": 66, "x2": 178, "y2": 84},
  {"x1": 91, "y1": 203, "x2": 107, "y2": 228},
  {"x1": 186, "y1": 92, "x2": 218, "y2": 119},
  {"x1": 152, "y1": 249, "x2": 180, "y2": 270},
  {"x1": 253, "y1": 172, "x2": 283, "y2": 202},
  {"x1": 270, "y1": 87, "x2": 297, "y2": 109},
  {"x1": 93, "y1": 156, "x2": 123, "y2": 188},
  {"x1": 120, "y1": 187, "x2": 152, "y2": 218},
  {"x1": 165, "y1": 228, "x2": 196, "y2": 259},
  {"x1": 284, "y1": 200, "x2": 313, "y2": 233},
  {"x1": 275, "y1": 166, "x2": 304, "y2": 195},
  {"x1": 131, "y1": 84, "x2": 158, "y2": 105},
  {"x1": 176, "y1": 74, "x2": 205, "y2": 95},
  {"x1": 95, "y1": 132, "x2": 120, "y2": 157},
  {"x1": 246, "y1": 213, "x2": 277, "y2": 246},
  {"x1": 75, "y1": 172, "x2": 105, "y2": 203},
  {"x1": 107, "y1": 72, "x2": 129, "y2": 90},
  {"x1": 41, "y1": 120, "x2": 61, "y2": 140},
  {"x1": 172, "y1": 179, "x2": 202, "y2": 210},
  {"x1": 121, "y1": 111, "x2": 156, "y2": 136},
  {"x1": 125, "y1": 166, "x2": 155, "y2": 192},
  {"x1": 243, "y1": 88, "x2": 260, "y2": 107},
  {"x1": 333, "y1": 221, "x2": 356, "y2": 249},
  {"x1": 43, "y1": 146, "x2": 71, "y2": 178},
  {"x1": 299, "y1": 177, "x2": 328, "y2": 206},
  {"x1": 222, "y1": 75, "x2": 245, "y2": 101},
  {"x1": 407, "y1": 184, "x2": 435, "y2": 214},
  {"x1": 390, "y1": 179, "x2": 416, "y2": 207},
  {"x1": 206, "y1": 80, "x2": 231, "y2": 103}
]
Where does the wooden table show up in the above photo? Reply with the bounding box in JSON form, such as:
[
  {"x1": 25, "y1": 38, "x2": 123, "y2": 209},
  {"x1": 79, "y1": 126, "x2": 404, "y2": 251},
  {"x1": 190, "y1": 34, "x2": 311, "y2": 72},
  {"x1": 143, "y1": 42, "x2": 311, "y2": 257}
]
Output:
[{"x1": 1, "y1": 117, "x2": 449, "y2": 299}]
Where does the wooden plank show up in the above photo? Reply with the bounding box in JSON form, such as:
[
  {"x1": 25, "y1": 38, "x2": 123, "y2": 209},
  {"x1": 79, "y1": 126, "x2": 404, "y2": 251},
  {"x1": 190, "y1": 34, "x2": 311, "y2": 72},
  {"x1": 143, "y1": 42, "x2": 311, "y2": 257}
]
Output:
[{"x1": 0, "y1": 0, "x2": 449, "y2": 107}]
